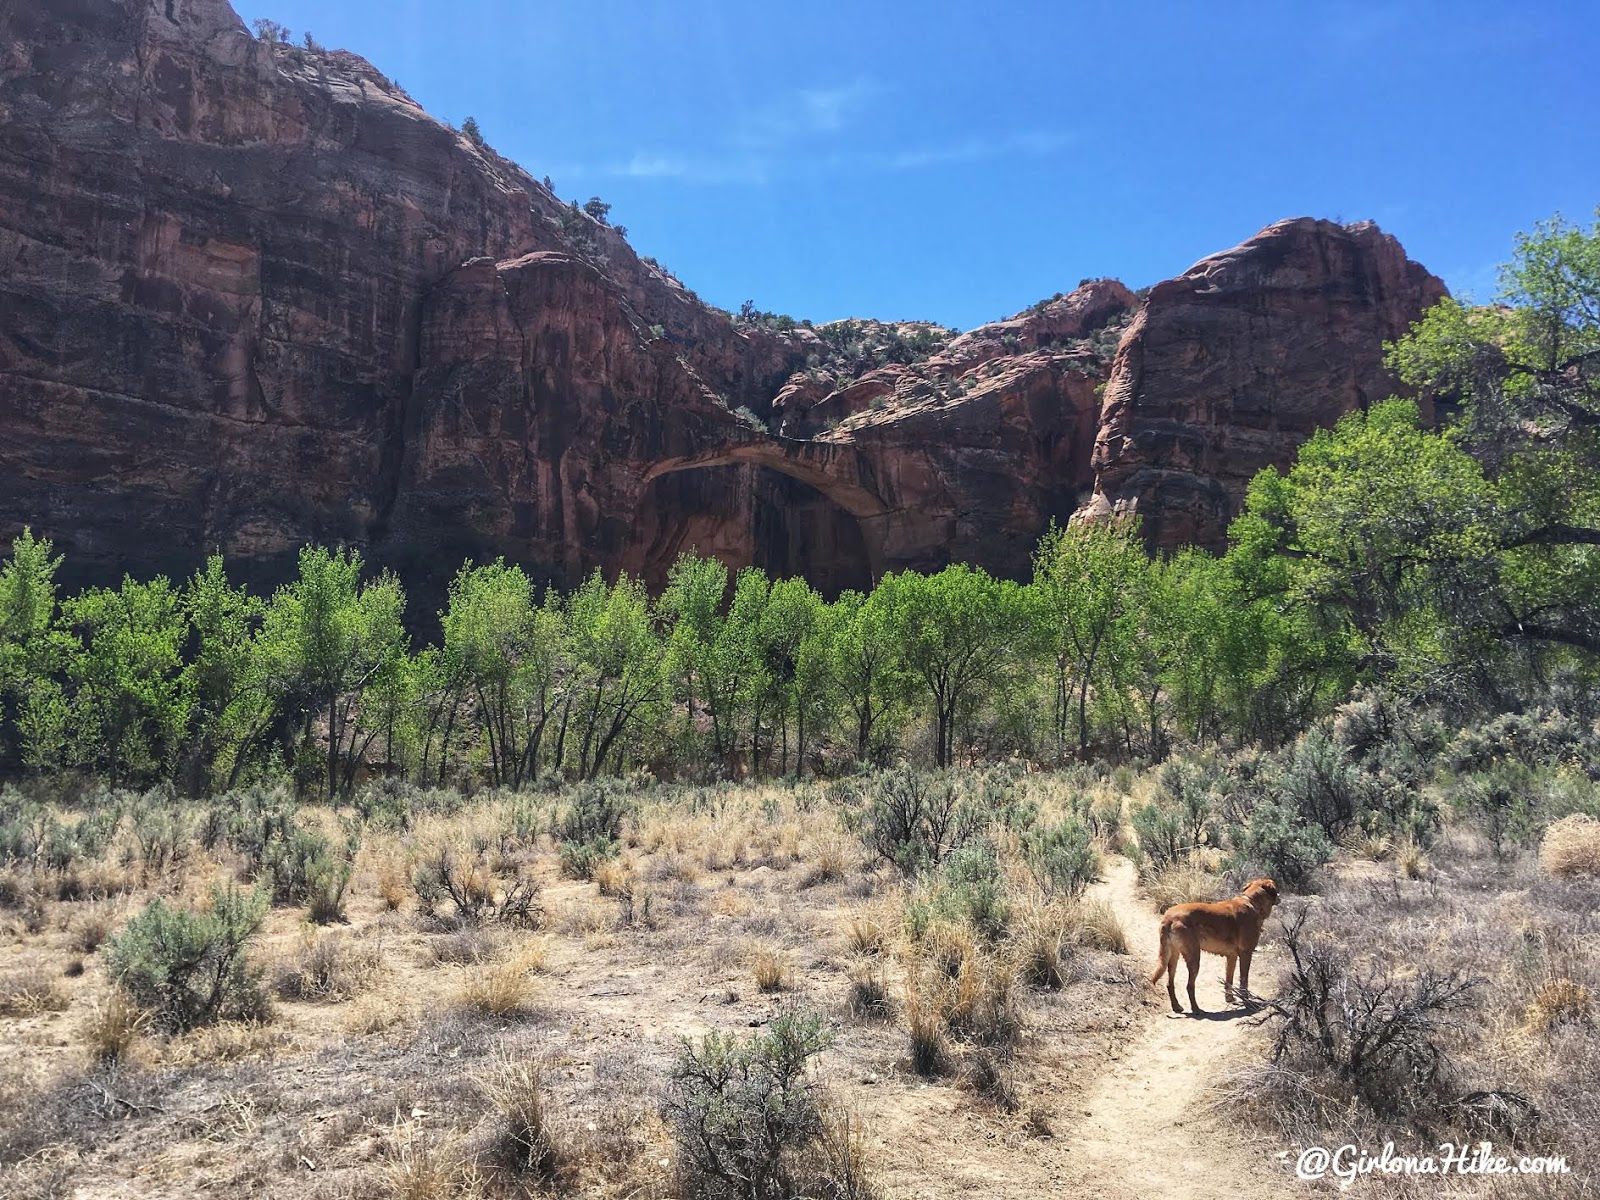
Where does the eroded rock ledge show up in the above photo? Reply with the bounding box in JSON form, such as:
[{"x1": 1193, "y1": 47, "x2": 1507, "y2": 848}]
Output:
[{"x1": 0, "y1": 0, "x2": 1445, "y2": 600}]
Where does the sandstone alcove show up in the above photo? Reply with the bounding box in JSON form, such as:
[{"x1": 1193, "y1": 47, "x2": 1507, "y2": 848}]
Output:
[{"x1": 623, "y1": 463, "x2": 874, "y2": 596}]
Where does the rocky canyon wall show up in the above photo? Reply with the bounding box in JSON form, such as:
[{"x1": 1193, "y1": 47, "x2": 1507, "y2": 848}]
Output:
[
  {"x1": 1079, "y1": 218, "x2": 1450, "y2": 548},
  {"x1": 0, "y1": 0, "x2": 1447, "y2": 605}
]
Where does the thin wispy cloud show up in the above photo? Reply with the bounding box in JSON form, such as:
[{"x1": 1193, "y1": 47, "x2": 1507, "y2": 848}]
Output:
[
  {"x1": 863, "y1": 131, "x2": 1075, "y2": 172},
  {"x1": 553, "y1": 84, "x2": 1075, "y2": 187},
  {"x1": 732, "y1": 79, "x2": 882, "y2": 146},
  {"x1": 597, "y1": 152, "x2": 774, "y2": 186}
]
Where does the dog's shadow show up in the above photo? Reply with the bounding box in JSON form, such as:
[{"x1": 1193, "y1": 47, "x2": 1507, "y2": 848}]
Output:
[
  {"x1": 1177, "y1": 1005, "x2": 1255, "y2": 1023},
  {"x1": 1167, "y1": 994, "x2": 1264, "y2": 1022}
]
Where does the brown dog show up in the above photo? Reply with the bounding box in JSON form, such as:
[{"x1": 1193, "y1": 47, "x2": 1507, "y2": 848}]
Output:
[{"x1": 1149, "y1": 878, "x2": 1279, "y2": 1014}]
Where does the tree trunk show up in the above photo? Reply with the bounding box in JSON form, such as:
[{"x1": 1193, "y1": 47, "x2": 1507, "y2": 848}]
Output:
[
  {"x1": 553, "y1": 697, "x2": 572, "y2": 780},
  {"x1": 326, "y1": 694, "x2": 339, "y2": 801}
]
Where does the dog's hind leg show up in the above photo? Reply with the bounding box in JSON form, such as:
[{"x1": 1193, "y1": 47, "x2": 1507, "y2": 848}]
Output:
[
  {"x1": 1152, "y1": 932, "x2": 1182, "y2": 1013},
  {"x1": 1183, "y1": 943, "x2": 1202, "y2": 1014},
  {"x1": 1152, "y1": 929, "x2": 1182, "y2": 1013}
]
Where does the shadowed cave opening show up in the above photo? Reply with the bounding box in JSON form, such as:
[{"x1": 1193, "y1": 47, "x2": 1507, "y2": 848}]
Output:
[{"x1": 626, "y1": 464, "x2": 873, "y2": 597}]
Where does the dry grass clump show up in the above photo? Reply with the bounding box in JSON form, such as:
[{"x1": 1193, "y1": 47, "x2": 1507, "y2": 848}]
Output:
[
  {"x1": 376, "y1": 854, "x2": 410, "y2": 912},
  {"x1": 85, "y1": 991, "x2": 148, "y2": 1064},
  {"x1": 845, "y1": 960, "x2": 892, "y2": 1022},
  {"x1": 430, "y1": 927, "x2": 503, "y2": 965},
  {"x1": 478, "y1": 1056, "x2": 571, "y2": 1182},
  {"x1": 1209, "y1": 1061, "x2": 1336, "y2": 1146},
  {"x1": 800, "y1": 1105, "x2": 878, "y2": 1200},
  {"x1": 556, "y1": 896, "x2": 615, "y2": 938},
  {"x1": 76, "y1": 904, "x2": 115, "y2": 954},
  {"x1": 344, "y1": 992, "x2": 411, "y2": 1035},
  {"x1": 901, "y1": 927, "x2": 1021, "y2": 1080},
  {"x1": 167, "y1": 1019, "x2": 284, "y2": 1065},
  {"x1": 961, "y1": 1046, "x2": 1020, "y2": 1112},
  {"x1": 644, "y1": 852, "x2": 700, "y2": 884},
  {"x1": 2, "y1": 874, "x2": 50, "y2": 935},
  {"x1": 0, "y1": 867, "x2": 26, "y2": 909},
  {"x1": 903, "y1": 977, "x2": 948, "y2": 1076},
  {"x1": 381, "y1": 1117, "x2": 478, "y2": 1200},
  {"x1": 1349, "y1": 831, "x2": 1393, "y2": 861},
  {"x1": 700, "y1": 831, "x2": 746, "y2": 874},
  {"x1": 1014, "y1": 908, "x2": 1067, "y2": 989},
  {"x1": 945, "y1": 952, "x2": 1020, "y2": 1047},
  {"x1": 273, "y1": 930, "x2": 382, "y2": 1002},
  {"x1": 843, "y1": 909, "x2": 888, "y2": 956},
  {"x1": 1396, "y1": 839, "x2": 1428, "y2": 879},
  {"x1": 770, "y1": 821, "x2": 805, "y2": 868},
  {"x1": 1541, "y1": 814, "x2": 1600, "y2": 878},
  {"x1": 1524, "y1": 977, "x2": 1594, "y2": 1033},
  {"x1": 0, "y1": 967, "x2": 68, "y2": 1017},
  {"x1": 1061, "y1": 897, "x2": 1127, "y2": 953},
  {"x1": 592, "y1": 857, "x2": 633, "y2": 897},
  {"x1": 458, "y1": 944, "x2": 546, "y2": 1019},
  {"x1": 1146, "y1": 863, "x2": 1221, "y2": 913},
  {"x1": 800, "y1": 833, "x2": 853, "y2": 887},
  {"x1": 750, "y1": 944, "x2": 790, "y2": 992},
  {"x1": 460, "y1": 963, "x2": 534, "y2": 1018}
]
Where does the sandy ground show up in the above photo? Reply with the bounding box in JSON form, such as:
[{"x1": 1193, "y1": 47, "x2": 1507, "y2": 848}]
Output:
[{"x1": 1, "y1": 833, "x2": 1302, "y2": 1198}]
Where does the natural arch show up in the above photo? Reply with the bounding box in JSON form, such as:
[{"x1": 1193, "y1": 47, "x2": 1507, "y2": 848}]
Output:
[
  {"x1": 623, "y1": 461, "x2": 876, "y2": 596},
  {"x1": 641, "y1": 437, "x2": 893, "y2": 522}
]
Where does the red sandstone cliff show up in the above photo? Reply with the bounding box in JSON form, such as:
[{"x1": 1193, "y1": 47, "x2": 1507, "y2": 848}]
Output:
[
  {"x1": 1077, "y1": 218, "x2": 1449, "y2": 549},
  {"x1": 0, "y1": 0, "x2": 1447, "y2": 599}
]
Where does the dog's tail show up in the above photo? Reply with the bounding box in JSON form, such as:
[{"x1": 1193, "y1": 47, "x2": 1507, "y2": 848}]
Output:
[{"x1": 1149, "y1": 923, "x2": 1169, "y2": 984}]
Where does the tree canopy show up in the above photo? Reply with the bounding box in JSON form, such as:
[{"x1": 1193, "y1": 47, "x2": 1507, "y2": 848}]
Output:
[{"x1": 3, "y1": 211, "x2": 1597, "y2": 792}]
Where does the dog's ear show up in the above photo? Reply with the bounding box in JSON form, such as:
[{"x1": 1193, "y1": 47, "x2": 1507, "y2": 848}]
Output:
[{"x1": 1260, "y1": 879, "x2": 1279, "y2": 899}]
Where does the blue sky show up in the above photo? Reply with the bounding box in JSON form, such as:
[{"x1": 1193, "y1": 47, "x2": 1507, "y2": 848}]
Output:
[{"x1": 242, "y1": 1, "x2": 1598, "y2": 329}]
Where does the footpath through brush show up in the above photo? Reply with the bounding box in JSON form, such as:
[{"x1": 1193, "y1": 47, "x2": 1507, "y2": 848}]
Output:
[{"x1": 1059, "y1": 856, "x2": 1293, "y2": 1199}]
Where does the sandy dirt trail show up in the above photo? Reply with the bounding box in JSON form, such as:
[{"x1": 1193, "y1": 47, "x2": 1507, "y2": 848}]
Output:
[{"x1": 1058, "y1": 856, "x2": 1296, "y2": 1199}]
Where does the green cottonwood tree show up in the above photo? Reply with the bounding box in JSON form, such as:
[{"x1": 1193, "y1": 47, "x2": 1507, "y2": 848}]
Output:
[
  {"x1": 441, "y1": 560, "x2": 565, "y2": 788},
  {"x1": 0, "y1": 529, "x2": 67, "y2": 770},
  {"x1": 253, "y1": 547, "x2": 408, "y2": 799},
  {"x1": 660, "y1": 552, "x2": 733, "y2": 767},
  {"x1": 825, "y1": 584, "x2": 909, "y2": 765},
  {"x1": 1032, "y1": 519, "x2": 1146, "y2": 760},
  {"x1": 1387, "y1": 211, "x2": 1600, "y2": 677},
  {"x1": 754, "y1": 576, "x2": 824, "y2": 777},
  {"x1": 565, "y1": 570, "x2": 662, "y2": 779},
  {"x1": 179, "y1": 556, "x2": 263, "y2": 792},
  {"x1": 885, "y1": 564, "x2": 1026, "y2": 768},
  {"x1": 61, "y1": 575, "x2": 191, "y2": 784}
]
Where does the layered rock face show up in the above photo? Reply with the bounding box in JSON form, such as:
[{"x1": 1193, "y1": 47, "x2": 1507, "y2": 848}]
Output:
[
  {"x1": 0, "y1": 0, "x2": 800, "y2": 596},
  {"x1": 1, "y1": 0, "x2": 549, "y2": 586},
  {"x1": 1079, "y1": 218, "x2": 1449, "y2": 549},
  {"x1": 0, "y1": 0, "x2": 1447, "y2": 602}
]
